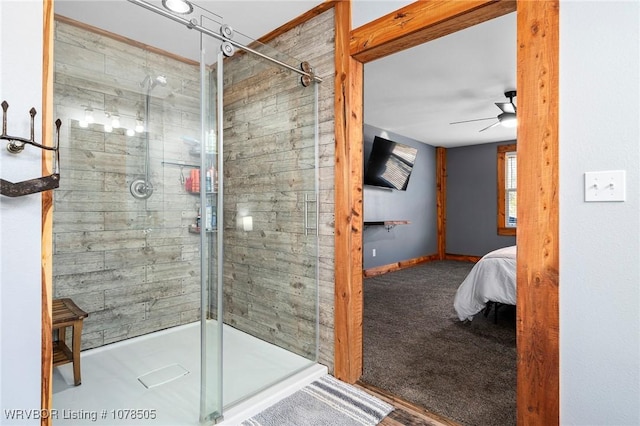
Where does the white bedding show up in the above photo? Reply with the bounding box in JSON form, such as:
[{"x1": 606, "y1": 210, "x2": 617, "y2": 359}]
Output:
[{"x1": 453, "y1": 245, "x2": 516, "y2": 321}]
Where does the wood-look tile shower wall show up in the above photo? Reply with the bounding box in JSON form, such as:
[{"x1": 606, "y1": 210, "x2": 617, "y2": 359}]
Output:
[
  {"x1": 53, "y1": 21, "x2": 204, "y2": 349},
  {"x1": 52, "y1": 9, "x2": 336, "y2": 370},
  {"x1": 220, "y1": 9, "x2": 335, "y2": 369}
]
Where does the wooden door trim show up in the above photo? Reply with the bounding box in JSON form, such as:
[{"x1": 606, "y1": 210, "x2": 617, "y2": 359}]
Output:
[
  {"x1": 436, "y1": 147, "x2": 447, "y2": 260},
  {"x1": 515, "y1": 2, "x2": 560, "y2": 424},
  {"x1": 41, "y1": 0, "x2": 55, "y2": 424},
  {"x1": 334, "y1": 1, "x2": 559, "y2": 424},
  {"x1": 350, "y1": 0, "x2": 516, "y2": 63},
  {"x1": 333, "y1": 0, "x2": 364, "y2": 381}
]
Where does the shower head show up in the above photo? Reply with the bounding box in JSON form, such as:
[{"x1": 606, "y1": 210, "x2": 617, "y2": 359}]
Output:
[
  {"x1": 140, "y1": 75, "x2": 168, "y2": 91},
  {"x1": 153, "y1": 75, "x2": 168, "y2": 88}
]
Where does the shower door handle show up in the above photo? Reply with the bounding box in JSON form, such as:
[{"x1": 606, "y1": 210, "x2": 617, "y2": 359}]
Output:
[{"x1": 304, "y1": 192, "x2": 317, "y2": 236}]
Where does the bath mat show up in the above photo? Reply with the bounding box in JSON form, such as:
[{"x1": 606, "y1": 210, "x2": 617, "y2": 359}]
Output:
[
  {"x1": 137, "y1": 364, "x2": 189, "y2": 389},
  {"x1": 241, "y1": 374, "x2": 393, "y2": 426}
]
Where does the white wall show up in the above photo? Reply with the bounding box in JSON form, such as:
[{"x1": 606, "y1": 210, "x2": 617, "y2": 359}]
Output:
[
  {"x1": 560, "y1": 1, "x2": 640, "y2": 424},
  {"x1": 0, "y1": 1, "x2": 44, "y2": 424}
]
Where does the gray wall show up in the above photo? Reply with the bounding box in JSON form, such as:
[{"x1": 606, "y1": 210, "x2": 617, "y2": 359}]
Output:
[
  {"x1": 446, "y1": 141, "x2": 516, "y2": 256},
  {"x1": 363, "y1": 124, "x2": 437, "y2": 269}
]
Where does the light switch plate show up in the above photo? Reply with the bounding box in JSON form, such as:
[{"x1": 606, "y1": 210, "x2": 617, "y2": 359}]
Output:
[{"x1": 584, "y1": 170, "x2": 626, "y2": 202}]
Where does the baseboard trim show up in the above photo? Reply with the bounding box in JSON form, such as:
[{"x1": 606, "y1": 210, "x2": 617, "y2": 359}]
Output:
[
  {"x1": 363, "y1": 254, "x2": 439, "y2": 277},
  {"x1": 363, "y1": 253, "x2": 481, "y2": 277},
  {"x1": 444, "y1": 253, "x2": 482, "y2": 263}
]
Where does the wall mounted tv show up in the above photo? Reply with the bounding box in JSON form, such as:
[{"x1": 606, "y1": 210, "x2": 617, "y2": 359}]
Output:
[{"x1": 364, "y1": 136, "x2": 418, "y2": 190}]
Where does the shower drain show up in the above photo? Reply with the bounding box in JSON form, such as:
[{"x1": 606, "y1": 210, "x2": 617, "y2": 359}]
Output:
[{"x1": 137, "y1": 364, "x2": 190, "y2": 389}]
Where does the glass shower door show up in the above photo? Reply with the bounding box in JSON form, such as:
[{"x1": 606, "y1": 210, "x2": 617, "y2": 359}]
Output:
[
  {"x1": 200, "y1": 44, "x2": 224, "y2": 425},
  {"x1": 217, "y1": 33, "x2": 320, "y2": 409},
  {"x1": 198, "y1": 14, "x2": 320, "y2": 424}
]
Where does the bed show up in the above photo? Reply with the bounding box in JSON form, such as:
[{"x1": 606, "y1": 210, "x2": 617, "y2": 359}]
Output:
[{"x1": 453, "y1": 245, "x2": 516, "y2": 322}]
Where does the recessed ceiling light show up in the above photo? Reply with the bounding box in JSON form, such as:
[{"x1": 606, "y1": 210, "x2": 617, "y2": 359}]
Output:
[{"x1": 162, "y1": 0, "x2": 193, "y2": 14}]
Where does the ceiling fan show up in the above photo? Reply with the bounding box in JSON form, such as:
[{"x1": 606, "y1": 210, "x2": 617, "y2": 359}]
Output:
[{"x1": 450, "y1": 90, "x2": 517, "y2": 132}]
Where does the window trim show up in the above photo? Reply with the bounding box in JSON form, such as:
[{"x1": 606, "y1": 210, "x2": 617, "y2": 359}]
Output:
[{"x1": 497, "y1": 143, "x2": 517, "y2": 236}]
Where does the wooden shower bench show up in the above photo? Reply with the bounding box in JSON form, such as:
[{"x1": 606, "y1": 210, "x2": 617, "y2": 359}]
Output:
[{"x1": 52, "y1": 298, "x2": 88, "y2": 386}]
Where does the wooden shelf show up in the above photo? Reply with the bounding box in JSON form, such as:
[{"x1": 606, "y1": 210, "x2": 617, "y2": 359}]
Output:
[
  {"x1": 364, "y1": 220, "x2": 410, "y2": 231},
  {"x1": 186, "y1": 190, "x2": 217, "y2": 195},
  {"x1": 52, "y1": 340, "x2": 73, "y2": 367}
]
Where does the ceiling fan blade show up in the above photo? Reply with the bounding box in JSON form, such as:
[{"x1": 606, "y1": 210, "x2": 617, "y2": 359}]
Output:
[
  {"x1": 479, "y1": 121, "x2": 501, "y2": 132},
  {"x1": 450, "y1": 117, "x2": 495, "y2": 125},
  {"x1": 495, "y1": 102, "x2": 516, "y2": 114}
]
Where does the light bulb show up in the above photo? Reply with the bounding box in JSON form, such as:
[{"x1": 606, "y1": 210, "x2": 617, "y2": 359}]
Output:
[
  {"x1": 111, "y1": 115, "x2": 120, "y2": 129},
  {"x1": 135, "y1": 119, "x2": 145, "y2": 133},
  {"x1": 79, "y1": 120, "x2": 88, "y2": 128},
  {"x1": 104, "y1": 124, "x2": 113, "y2": 133},
  {"x1": 499, "y1": 113, "x2": 517, "y2": 129},
  {"x1": 84, "y1": 107, "x2": 94, "y2": 124},
  {"x1": 126, "y1": 128, "x2": 135, "y2": 137},
  {"x1": 501, "y1": 117, "x2": 517, "y2": 128}
]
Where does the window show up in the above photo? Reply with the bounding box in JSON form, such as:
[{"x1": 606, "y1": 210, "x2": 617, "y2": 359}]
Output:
[{"x1": 497, "y1": 144, "x2": 517, "y2": 236}]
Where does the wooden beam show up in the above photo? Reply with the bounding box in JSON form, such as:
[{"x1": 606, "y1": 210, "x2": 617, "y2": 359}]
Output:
[
  {"x1": 436, "y1": 147, "x2": 447, "y2": 260},
  {"x1": 41, "y1": 0, "x2": 54, "y2": 424},
  {"x1": 350, "y1": 0, "x2": 516, "y2": 63},
  {"x1": 334, "y1": 0, "x2": 364, "y2": 383},
  {"x1": 516, "y1": 1, "x2": 559, "y2": 424}
]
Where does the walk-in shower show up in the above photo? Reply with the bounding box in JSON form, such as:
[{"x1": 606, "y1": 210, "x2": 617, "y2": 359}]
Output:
[
  {"x1": 129, "y1": 74, "x2": 167, "y2": 199},
  {"x1": 51, "y1": 0, "x2": 328, "y2": 424}
]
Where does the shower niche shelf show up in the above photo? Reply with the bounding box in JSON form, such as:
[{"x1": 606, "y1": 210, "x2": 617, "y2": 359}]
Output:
[
  {"x1": 188, "y1": 225, "x2": 217, "y2": 234},
  {"x1": 186, "y1": 190, "x2": 217, "y2": 195},
  {"x1": 184, "y1": 168, "x2": 218, "y2": 194}
]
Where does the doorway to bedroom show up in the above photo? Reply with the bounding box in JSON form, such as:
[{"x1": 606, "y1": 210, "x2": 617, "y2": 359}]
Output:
[{"x1": 358, "y1": 10, "x2": 518, "y2": 426}]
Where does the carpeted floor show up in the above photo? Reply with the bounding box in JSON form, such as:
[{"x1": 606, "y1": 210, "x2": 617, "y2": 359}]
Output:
[{"x1": 361, "y1": 260, "x2": 516, "y2": 426}]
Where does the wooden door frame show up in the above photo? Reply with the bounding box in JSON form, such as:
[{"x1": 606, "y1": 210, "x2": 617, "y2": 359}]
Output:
[
  {"x1": 333, "y1": 1, "x2": 559, "y2": 425},
  {"x1": 41, "y1": 0, "x2": 55, "y2": 425}
]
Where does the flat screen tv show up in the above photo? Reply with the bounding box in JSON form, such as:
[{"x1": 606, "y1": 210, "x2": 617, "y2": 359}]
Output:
[{"x1": 364, "y1": 136, "x2": 418, "y2": 190}]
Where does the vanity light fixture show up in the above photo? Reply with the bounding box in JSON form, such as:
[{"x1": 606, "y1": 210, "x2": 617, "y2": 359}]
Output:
[
  {"x1": 242, "y1": 216, "x2": 253, "y2": 232},
  {"x1": 111, "y1": 114, "x2": 120, "y2": 129},
  {"x1": 84, "y1": 107, "x2": 94, "y2": 124},
  {"x1": 162, "y1": 0, "x2": 193, "y2": 14}
]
